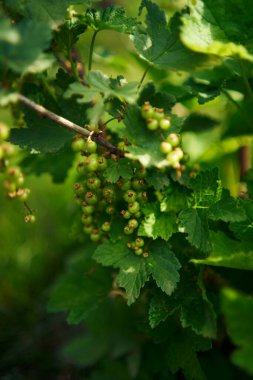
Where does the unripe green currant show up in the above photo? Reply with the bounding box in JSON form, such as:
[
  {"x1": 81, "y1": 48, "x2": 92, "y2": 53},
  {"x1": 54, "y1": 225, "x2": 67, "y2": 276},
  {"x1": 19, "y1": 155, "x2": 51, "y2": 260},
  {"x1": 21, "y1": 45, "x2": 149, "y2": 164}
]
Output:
[
  {"x1": 141, "y1": 103, "x2": 154, "y2": 119},
  {"x1": 135, "y1": 167, "x2": 147, "y2": 179},
  {"x1": 98, "y1": 199, "x2": 107, "y2": 210},
  {"x1": 121, "y1": 210, "x2": 131, "y2": 219},
  {"x1": 74, "y1": 182, "x2": 83, "y2": 196},
  {"x1": 86, "y1": 140, "x2": 97, "y2": 153},
  {"x1": 159, "y1": 117, "x2": 171, "y2": 130},
  {"x1": 2, "y1": 143, "x2": 15, "y2": 158},
  {"x1": 87, "y1": 177, "x2": 101, "y2": 190},
  {"x1": 146, "y1": 118, "x2": 158, "y2": 131},
  {"x1": 82, "y1": 204, "x2": 94, "y2": 214},
  {"x1": 121, "y1": 180, "x2": 131, "y2": 191},
  {"x1": 16, "y1": 188, "x2": 30, "y2": 201},
  {"x1": 0, "y1": 123, "x2": 9, "y2": 141},
  {"x1": 81, "y1": 214, "x2": 93, "y2": 225},
  {"x1": 128, "y1": 219, "x2": 138, "y2": 229},
  {"x1": 134, "y1": 211, "x2": 142, "y2": 218},
  {"x1": 173, "y1": 147, "x2": 184, "y2": 161},
  {"x1": 132, "y1": 179, "x2": 146, "y2": 190},
  {"x1": 128, "y1": 201, "x2": 140, "y2": 214},
  {"x1": 123, "y1": 190, "x2": 137, "y2": 203},
  {"x1": 160, "y1": 141, "x2": 173, "y2": 154},
  {"x1": 124, "y1": 225, "x2": 134, "y2": 235},
  {"x1": 83, "y1": 225, "x2": 93, "y2": 234},
  {"x1": 135, "y1": 248, "x2": 143, "y2": 256},
  {"x1": 24, "y1": 214, "x2": 36, "y2": 223},
  {"x1": 166, "y1": 133, "x2": 181, "y2": 147},
  {"x1": 71, "y1": 138, "x2": 85, "y2": 152},
  {"x1": 103, "y1": 186, "x2": 115, "y2": 198},
  {"x1": 137, "y1": 191, "x2": 148, "y2": 203},
  {"x1": 15, "y1": 175, "x2": 25, "y2": 187},
  {"x1": 85, "y1": 191, "x2": 98, "y2": 205},
  {"x1": 135, "y1": 237, "x2": 144, "y2": 247},
  {"x1": 166, "y1": 151, "x2": 180, "y2": 168},
  {"x1": 90, "y1": 231, "x2": 101, "y2": 242},
  {"x1": 7, "y1": 166, "x2": 22, "y2": 179},
  {"x1": 101, "y1": 221, "x2": 111, "y2": 232},
  {"x1": 97, "y1": 156, "x2": 107, "y2": 171},
  {"x1": 105, "y1": 206, "x2": 115, "y2": 215},
  {"x1": 85, "y1": 155, "x2": 98, "y2": 172},
  {"x1": 153, "y1": 108, "x2": 165, "y2": 120}
]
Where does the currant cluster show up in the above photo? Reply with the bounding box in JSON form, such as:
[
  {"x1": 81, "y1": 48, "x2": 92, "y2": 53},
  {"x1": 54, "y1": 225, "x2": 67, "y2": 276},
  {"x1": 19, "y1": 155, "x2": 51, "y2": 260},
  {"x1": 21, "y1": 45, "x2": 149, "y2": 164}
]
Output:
[
  {"x1": 0, "y1": 122, "x2": 34, "y2": 221},
  {"x1": 72, "y1": 136, "x2": 149, "y2": 255},
  {"x1": 141, "y1": 102, "x2": 188, "y2": 171}
]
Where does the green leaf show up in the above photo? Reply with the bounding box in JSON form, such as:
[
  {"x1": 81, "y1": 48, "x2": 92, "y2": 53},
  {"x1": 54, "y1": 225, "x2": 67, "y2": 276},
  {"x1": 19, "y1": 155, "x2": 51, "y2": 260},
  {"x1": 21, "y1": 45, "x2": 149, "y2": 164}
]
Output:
[
  {"x1": 103, "y1": 158, "x2": 133, "y2": 183},
  {"x1": 178, "y1": 208, "x2": 212, "y2": 253},
  {"x1": 132, "y1": 0, "x2": 208, "y2": 70},
  {"x1": 54, "y1": 18, "x2": 87, "y2": 53},
  {"x1": 181, "y1": 0, "x2": 253, "y2": 62},
  {"x1": 84, "y1": 6, "x2": 138, "y2": 33},
  {"x1": 124, "y1": 105, "x2": 169, "y2": 168},
  {"x1": 244, "y1": 169, "x2": 253, "y2": 198},
  {"x1": 65, "y1": 71, "x2": 139, "y2": 104},
  {"x1": 3, "y1": 0, "x2": 94, "y2": 28},
  {"x1": 147, "y1": 241, "x2": 181, "y2": 295},
  {"x1": 146, "y1": 169, "x2": 170, "y2": 191},
  {"x1": 0, "y1": 19, "x2": 52, "y2": 74},
  {"x1": 208, "y1": 189, "x2": 246, "y2": 222},
  {"x1": 222, "y1": 288, "x2": 253, "y2": 374},
  {"x1": 93, "y1": 240, "x2": 130, "y2": 268},
  {"x1": 117, "y1": 256, "x2": 150, "y2": 305},
  {"x1": 149, "y1": 293, "x2": 177, "y2": 328},
  {"x1": 192, "y1": 231, "x2": 253, "y2": 270},
  {"x1": 48, "y1": 254, "x2": 111, "y2": 324},
  {"x1": 189, "y1": 168, "x2": 222, "y2": 207},
  {"x1": 139, "y1": 203, "x2": 178, "y2": 241},
  {"x1": 166, "y1": 324, "x2": 210, "y2": 380},
  {"x1": 230, "y1": 200, "x2": 253, "y2": 241},
  {"x1": 160, "y1": 182, "x2": 190, "y2": 212},
  {"x1": 138, "y1": 82, "x2": 176, "y2": 113}
]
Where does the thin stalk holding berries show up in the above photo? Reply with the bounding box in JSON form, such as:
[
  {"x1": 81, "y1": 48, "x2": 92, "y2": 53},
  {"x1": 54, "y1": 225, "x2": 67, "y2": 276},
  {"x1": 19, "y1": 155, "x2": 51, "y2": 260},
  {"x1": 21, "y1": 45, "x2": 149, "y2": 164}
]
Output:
[{"x1": 88, "y1": 30, "x2": 98, "y2": 71}]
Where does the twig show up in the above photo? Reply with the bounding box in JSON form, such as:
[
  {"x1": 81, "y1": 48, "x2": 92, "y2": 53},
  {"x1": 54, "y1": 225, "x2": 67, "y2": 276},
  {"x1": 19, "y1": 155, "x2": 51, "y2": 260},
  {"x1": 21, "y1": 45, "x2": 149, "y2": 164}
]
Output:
[
  {"x1": 18, "y1": 94, "x2": 124, "y2": 156},
  {"x1": 137, "y1": 64, "x2": 152, "y2": 91}
]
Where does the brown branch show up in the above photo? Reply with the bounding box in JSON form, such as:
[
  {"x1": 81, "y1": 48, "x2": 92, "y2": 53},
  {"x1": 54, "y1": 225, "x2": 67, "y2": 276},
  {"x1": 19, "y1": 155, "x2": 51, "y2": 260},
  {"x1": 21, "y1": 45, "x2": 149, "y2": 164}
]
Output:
[{"x1": 18, "y1": 95, "x2": 124, "y2": 156}]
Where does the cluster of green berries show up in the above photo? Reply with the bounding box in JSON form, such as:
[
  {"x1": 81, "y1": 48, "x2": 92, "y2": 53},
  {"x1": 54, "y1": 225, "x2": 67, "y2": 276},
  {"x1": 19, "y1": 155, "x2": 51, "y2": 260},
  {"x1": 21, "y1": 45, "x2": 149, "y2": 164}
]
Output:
[
  {"x1": 0, "y1": 123, "x2": 33, "y2": 219},
  {"x1": 72, "y1": 136, "x2": 149, "y2": 256},
  {"x1": 141, "y1": 101, "x2": 171, "y2": 131},
  {"x1": 141, "y1": 102, "x2": 188, "y2": 170}
]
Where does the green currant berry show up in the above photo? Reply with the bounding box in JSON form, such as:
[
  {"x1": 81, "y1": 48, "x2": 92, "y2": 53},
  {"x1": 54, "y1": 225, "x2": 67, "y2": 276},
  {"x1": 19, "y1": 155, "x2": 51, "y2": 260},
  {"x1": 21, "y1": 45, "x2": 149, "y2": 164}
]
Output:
[
  {"x1": 103, "y1": 186, "x2": 115, "y2": 198},
  {"x1": 105, "y1": 206, "x2": 115, "y2": 215},
  {"x1": 159, "y1": 117, "x2": 171, "y2": 130},
  {"x1": 98, "y1": 199, "x2": 107, "y2": 211},
  {"x1": 121, "y1": 210, "x2": 131, "y2": 219},
  {"x1": 135, "y1": 237, "x2": 144, "y2": 247},
  {"x1": 153, "y1": 108, "x2": 165, "y2": 120},
  {"x1": 85, "y1": 191, "x2": 98, "y2": 205},
  {"x1": 128, "y1": 201, "x2": 140, "y2": 214},
  {"x1": 81, "y1": 214, "x2": 93, "y2": 225},
  {"x1": 83, "y1": 225, "x2": 93, "y2": 234},
  {"x1": 15, "y1": 175, "x2": 25, "y2": 186},
  {"x1": 97, "y1": 156, "x2": 107, "y2": 171},
  {"x1": 124, "y1": 225, "x2": 134, "y2": 235},
  {"x1": 128, "y1": 219, "x2": 138, "y2": 229},
  {"x1": 74, "y1": 182, "x2": 84, "y2": 196},
  {"x1": 85, "y1": 155, "x2": 98, "y2": 172},
  {"x1": 101, "y1": 221, "x2": 111, "y2": 232},
  {"x1": 166, "y1": 151, "x2": 180, "y2": 168},
  {"x1": 87, "y1": 177, "x2": 101, "y2": 190},
  {"x1": 135, "y1": 248, "x2": 143, "y2": 256},
  {"x1": 7, "y1": 166, "x2": 22, "y2": 179},
  {"x1": 82, "y1": 204, "x2": 94, "y2": 214},
  {"x1": 173, "y1": 147, "x2": 184, "y2": 161},
  {"x1": 24, "y1": 214, "x2": 36, "y2": 223},
  {"x1": 123, "y1": 190, "x2": 137, "y2": 203},
  {"x1": 137, "y1": 191, "x2": 148, "y2": 203},
  {"x1": 135, "y1": 167, "x2": 147, "y2": 179},
  {"x1": 132, "y1": 178, "x2": 146, "y2": 191},
  {"x1": 147, "y1": 118, "x2": 158, "y2": 131},
  {"x1": 2, "y1": 143, "x2": 15, "y2": 158},
  {"x1": 16, "y1": 188, "x2": 30, "y2": 201},
  {"x1": 71, "y1": 138, "x2": 85, "y2": 152},
  {"x1": 141, "y1": 103, "x2": 154, "y2": 119},
  {"x1": 86, "y1": 140, "x2": 97, "y2": 153},
  {"x1": 166, "y1": 133, "x2": 181, "y2": 147},
  {"x1": 160, "y1": 141, "x2": 173, "y2": 154},
  {"x1": 90, "y1": 231, "x2": 101, "y2": 242},
  {"x1": 0, "y1": 123, "x2": 9, "y2": 141},
  {"x1": 134, "y1": 211, "x2": 142, "y2": 219}
]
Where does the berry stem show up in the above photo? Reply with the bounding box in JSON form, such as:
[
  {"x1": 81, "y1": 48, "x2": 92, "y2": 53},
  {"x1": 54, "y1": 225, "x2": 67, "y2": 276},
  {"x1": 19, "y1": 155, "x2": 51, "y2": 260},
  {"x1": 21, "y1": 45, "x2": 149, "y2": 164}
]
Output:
[
  {"x1": 18, "y1": 95, "x2": 124, "y2": 156},
  {"x1": 88, "y1": 30, "x2": 98, "y2": 71}
]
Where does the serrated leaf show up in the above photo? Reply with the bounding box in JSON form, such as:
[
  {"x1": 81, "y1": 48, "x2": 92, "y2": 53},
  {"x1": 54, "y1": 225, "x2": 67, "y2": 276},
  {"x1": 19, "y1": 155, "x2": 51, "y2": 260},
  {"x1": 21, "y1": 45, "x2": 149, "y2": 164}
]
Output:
[
  {"x1": 230, "y1": 200, "x2": 253, "y2": 241},
  {"x1": 117, "y1": 256, "x2": 150, "y2": 305},
  {"x1": 146, "y1": 169, "x2": 170, "y2": 191},
  {"x1": 178, "y1": 208, "x2": 212, "y2": 253},
  {"x1": 103, "y1": 158, "x2": 133, "y2": 183},
  {"x1": 222, "y1": 288, "x2": 253, "y2": 374},
  {"x1": 132, "y1": 0, "x2": 208, "y2": 70},
  {"x1": 147, "y1": 241, "x2": 181, "y2": 295},
  {"x1": 3, "y1": 0, "x2": 95, "y2": 28},
  {"x1": 48, "y1": 254, "x2": 111, "y2": 324},
  {"x1": 208, "y1": 189, "x2": 246, "y2": 222},
  {"x1": 138, "y1": 82, "x2": 176, "y2": 113},
  {"x1": 160, "y1": 183, "x2": 190, "y2": 212},
  {"x1": 0, "y1": 19, "x2": 52, "y2": 74},
  {"x1": 124, "y1": 105, "x2": 169, "y2": 168},
  {"x1": 84, "y1": 6, "x2": 138, "y2": 33},
  {"x1": 189, "y1": 168, "x2": 222, "y2": 207},
  {"x1": 181, "y1": 0, "x2": 253, "y2": 62},
  {"x1": 54, "y1": 18, "x2": 87, "y2": 53},
  {"x1": 191, "y1": 231, "x2": 253, "y2": 270},
  {"x1": 65, "y1": 71, "x2": 139, "y2": 105},
  {"x1": 149, "y1": 293, "x2": 176, "y2": 328},
  {"x1": 93, "y1": 240, "x2": 130, "y2": 268},
  {"x1": 139, "y1": 203, "x2": 178, "y2": 241}
]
